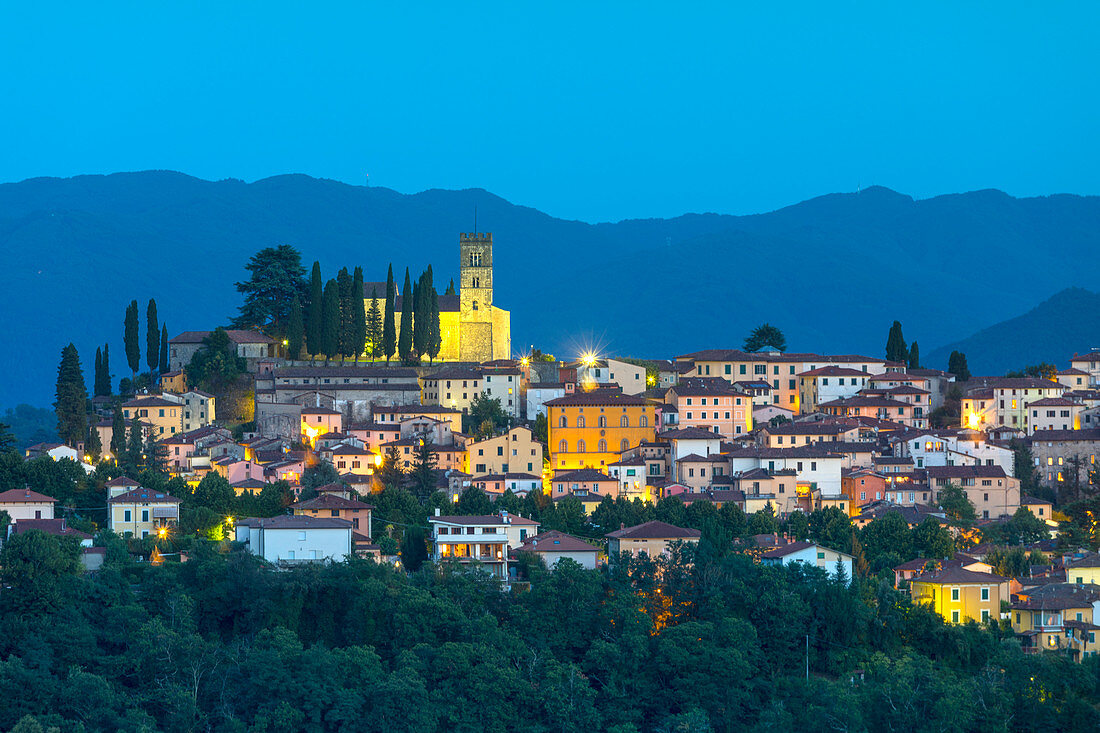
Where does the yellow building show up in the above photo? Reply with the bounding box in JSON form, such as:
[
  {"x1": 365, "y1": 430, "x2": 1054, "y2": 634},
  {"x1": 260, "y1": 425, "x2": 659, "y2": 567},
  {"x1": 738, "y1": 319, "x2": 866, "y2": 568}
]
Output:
[
  {"x1": 1065, "y1": 554, "x2": 1100, "y2": 586},
  {"x1": 373, "y1": 404, "x2": 462, "y2": 433},
  {"x1": 910, "y1": 566, "x2": 1005, "y2": 624},
  {"x1": 605, "y1": 520, "x2": 701, "y2": 559},
  {"x1": 1011, "y1": 583, "x2": 1100, "y2": 661},
  {"x1": 420, "y1": 367, "x2": 483, "y2": 414},
  {"x1": 466, "y1": 426, "x2": 543, "y2": 476},
  {"x1": 107, "y1": 481, "x2": 181, "y2": 539},
  {"x1": 547, "y1": 391, "x2": 657, "y2": 471},
  {"x1": 122, "y1": 396, "x2": 182, "y2": 438},
  {"x1": 363, "y1": 232, "x2": 510, "y2": 363}
]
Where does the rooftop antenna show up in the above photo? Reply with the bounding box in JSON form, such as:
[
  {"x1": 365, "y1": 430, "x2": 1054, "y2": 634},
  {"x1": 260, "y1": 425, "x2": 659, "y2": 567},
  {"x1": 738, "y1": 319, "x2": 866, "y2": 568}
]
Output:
[{"x1": 474, "y1": 205, "x2": 478, "y2": 234}]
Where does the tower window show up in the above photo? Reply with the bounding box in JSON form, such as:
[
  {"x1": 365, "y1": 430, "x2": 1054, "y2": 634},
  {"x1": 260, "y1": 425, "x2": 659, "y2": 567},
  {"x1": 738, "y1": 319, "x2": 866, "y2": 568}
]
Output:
[
  {"x1": 469, "y1": 252, "x2": 482, "y2": 267},
  {"x1": 472, "y1": 277, "x2": 480, "y2": 288},
  {"x1": 472, "y1": 300, "x2": 478, "y2": 310}
]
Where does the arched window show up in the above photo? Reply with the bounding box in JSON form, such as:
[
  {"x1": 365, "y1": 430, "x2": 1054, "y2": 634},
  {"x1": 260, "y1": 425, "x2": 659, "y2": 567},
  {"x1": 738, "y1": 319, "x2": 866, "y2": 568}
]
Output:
[
  {"x1": 559, "y1": 440, "x2": 568, "y2": 453},
  {"x1": 620, "y1": 438, "x2": 630, "y2": 452},
  {"x1": 472, "y1": 277, "x2": 480, "y2": 288},
  {"x1": 577, "y1": 440, "x2": 586, "y2": 453},
  {"x1": 620, "y1": 415, "x2": 629, "y2": 427},
  {"x1": 598, "y1": 416, "x2": 607, "y2": 428},
  {"x1": 577, "y1": 416, "x2": 586, "y2": 428},
  {"x1": 640, "y1": 415, "x2": 649, "y2": 428},
  {"x1": 597, "y1": 439, "x2": 607, "y2": 453},
  {"x1": 559, "y1": 416, "x2": 567, "y2": 428}
]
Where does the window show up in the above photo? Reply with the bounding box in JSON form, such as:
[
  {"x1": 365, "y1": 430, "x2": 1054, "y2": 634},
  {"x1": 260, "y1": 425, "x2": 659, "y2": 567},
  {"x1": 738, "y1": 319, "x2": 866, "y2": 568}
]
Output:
[
  {"x1": 951, "y1": 588, "x2": 959, "y2": 601},
  {"x1": 620, "y1": 415, "x2": 629, "y2": 427},
  {"x1": 298, "y1": 531, "x2": 307, "y2": 541},
  {"x1": 577, "y1": 440, "x2": 586, "y2": 453},
  {"x1": 559, "y1": 440, "x2": 567, "y2": 453},
  {"x1": 577, "y1": 416, "x2": 586, "y2": 428},
  {"x1": 981, "y1": 588, "x2": 989, "y2": 601},
  {"x1": 621, "y1": 438, "x2": 629, "y2": 452},
  {"x1": 951, "y1": 610, "x2": 960, "y2": 623},
  {"x1": 124, "y1": 509, "x2": 131, "y2": 522},
  {"x1": 598, "y1": 439, "x2": 607, "y2": 453},
  {"x1": 559, "y1": 416, "x2": 567, "y2": 428},
  {"x1": 598, "y1": 416, "x2": 607, "y2": 428}
]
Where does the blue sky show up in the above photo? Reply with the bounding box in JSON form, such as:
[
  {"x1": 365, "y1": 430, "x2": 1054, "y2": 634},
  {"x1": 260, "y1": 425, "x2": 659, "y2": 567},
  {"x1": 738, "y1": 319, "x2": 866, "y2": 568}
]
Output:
[{"x1": 1, "y1": 2, "x2": 1097, "y2": 222}]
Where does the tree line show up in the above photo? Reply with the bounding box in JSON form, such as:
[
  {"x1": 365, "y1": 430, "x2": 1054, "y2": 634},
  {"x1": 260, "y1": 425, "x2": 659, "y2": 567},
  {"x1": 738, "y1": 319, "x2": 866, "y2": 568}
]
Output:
[{"x1": 234, "y1": 245, "x2": 443, "y2": 364}]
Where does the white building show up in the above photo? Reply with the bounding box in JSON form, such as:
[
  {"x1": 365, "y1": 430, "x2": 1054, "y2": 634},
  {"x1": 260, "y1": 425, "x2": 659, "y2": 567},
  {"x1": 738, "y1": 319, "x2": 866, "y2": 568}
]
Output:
[
  {"x1": 429, "y1": 510, "x2": 540, "y2": 579},
  {"x1": 0, "y1": 488, "x2": 56, "y2": 521},
  {"x1": 481, "y1": 366, "x2": 523, "y2": 418},
  {"x1": 527, "y1": 382, "x2": 573, "y2": 418},
  {"x1": 760, "y1": 541, "x2": 854, "y2": 584},
  {"x1": 235, "y1": 515, "x2": 353, "y2": 564},
  {"x1": 797, "y1": 366, "x2": 870, "y2": 413},
  {"x1": 513, "y1": 530, "x2": 599, "y2": 570},
  {"x1": 894, "y1": 430, "x2": 1015, "y2": 475}
]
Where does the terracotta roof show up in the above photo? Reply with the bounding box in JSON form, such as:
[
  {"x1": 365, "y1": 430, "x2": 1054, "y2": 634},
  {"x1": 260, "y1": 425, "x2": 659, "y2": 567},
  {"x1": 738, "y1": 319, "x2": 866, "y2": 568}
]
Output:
[
  {"x1": 765, "y1": 422, "x2": 853, "y2": 435},
  {"x1": 302, "y1": 406, "x2": 341, "y2": 414},
  {"x1": 605, "y1": 520, "x2": 701, "y2": 540},
  {"x1": 0, "y1": 488, "x2": 57, "y2": 504},
  {"x1": 1012, "y1": 583, "x2": 1100, "y2": 610},
  {"x1": 797, "y1": 366, "x2": 869, "y2": 377},
  {"x1": 430, "y1": 513, "x2": 539, "y2": 526},
  {"x1": 10, "y1": 519, "x2": 91, "y2": 539},
  {"x1": 273, "y1": 366, "x2": 419, "y2": 378},
  {"x1": 677, "y1": 453, "x2": 725, "y2": 463},
  {"x1": 237, "y1": 515, "x2": 353, "y2": 530},
  {"x1": 657, "y1": 427, "x2": 723, "y2": 440},
  {"x1": 552, "y1": 468, "x2": 617, "y2": 482},
  {"x1": 293, "y1": 494, "x2": 374, "y2": 511},
  {"x1": 109, "y1": 487, "x2": 182, "y2": 504},
  {"x1": 374, "y1": 404, "x2": 462, "y2": 415},
  {"x1": 515, "y1": 530, "x2": 598, "y2": 554},
  {"x1": 910, "y1": 566, "x2": 1006, "y2": 584},
  {"x1": 122, "y1": 396, "x2": 180, "y2": 408},
  {"x1": 105, "y1": 476, "x2": 141, "y2": 487},
  {"x1": 545, "y1": 392, "x2": 649, "y2": 407},
  {"x1": 1026, "y1": 429, "x2": 1100, "y2": 442},
  {"x1": 761, "y1": 540, "x2": 852, "y2": 560},
  {"x1": 924, "y1": 465, "x2": 1008, "y2": 479}
]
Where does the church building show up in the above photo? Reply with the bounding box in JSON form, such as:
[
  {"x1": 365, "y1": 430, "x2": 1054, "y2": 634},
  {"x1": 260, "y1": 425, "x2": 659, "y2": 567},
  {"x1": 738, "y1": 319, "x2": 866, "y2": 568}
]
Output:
[{"x1": 363, "y1": 232, "x2": 511, "y2": 363}]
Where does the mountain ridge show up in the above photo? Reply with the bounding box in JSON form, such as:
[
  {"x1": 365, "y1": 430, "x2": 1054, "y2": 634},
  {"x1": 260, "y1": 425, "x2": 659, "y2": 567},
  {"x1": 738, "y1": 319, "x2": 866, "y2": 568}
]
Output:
[{"x1": 2, "y1": 171, "x2": 1098, "y2": 406}]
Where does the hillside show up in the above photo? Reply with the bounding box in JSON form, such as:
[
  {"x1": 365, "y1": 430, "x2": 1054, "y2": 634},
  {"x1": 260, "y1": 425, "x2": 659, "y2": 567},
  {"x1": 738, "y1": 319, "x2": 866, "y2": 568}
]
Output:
[
  {"x1": 2, "y1": 172, "x2": 1099, "y2": 406},
  {"x1": 925, "y1": 288, "x2": 1100, "y2": 376}
]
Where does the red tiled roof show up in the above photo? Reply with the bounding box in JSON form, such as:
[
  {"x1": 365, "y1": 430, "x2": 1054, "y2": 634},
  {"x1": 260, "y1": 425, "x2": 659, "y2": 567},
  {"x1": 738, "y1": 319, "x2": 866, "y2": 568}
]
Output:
[{"x1": 0, "y1": 488, "x2": 57, "y2": 504}]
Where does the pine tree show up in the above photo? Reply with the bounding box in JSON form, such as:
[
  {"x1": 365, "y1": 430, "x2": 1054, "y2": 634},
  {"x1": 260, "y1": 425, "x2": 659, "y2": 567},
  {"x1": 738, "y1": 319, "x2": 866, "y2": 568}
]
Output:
[
  {"x1": 124, "y1": 300, "x2": 141, "y2": 376},
  {"x1": 286, "y1": 294, "x2": 304, "y2": 360},
  {"x1": 94, "y1": 347, "x2": 103, "y2": 397},
  {"x1": 351, "y1": 266, "x2": 367, "y2": 362},
  {"x1": 366, "y1": 287, "x2": 383, "y2": 362},
  {"x1": 86, "y1": 425, "x2": 102, "y2": 463},
  {"x1": 445, "y1": 278, "x2": 456, "y2": 296},
  {"x1": 321, "y1": 278, "x2": 340, "y2": 363},
  {"x1": 383, "y1": 264, "x2": 397, "y2": 362},
  {"x1": 428, "y1": 286, "x2": 441, "y2": 363},
  {"x1": 948, "y1": 350, "x2": 971, "y2": 382},
  {"x1": 305, "y1": 261, "x2": 324, "y2": 360},
  {"x1": 885, "y1": 320, "x2": 908, "y2": 363},
  {"x1": 110, "y1": 402, "x2": 126, "y2": 458},
  {"x1": 101, "y1": 343, "x2": 111, "y2": 396},
  {"x1": 908, "y1": 341, "x2": 920, "y2": 370},
  {"x1": 159, "y1": 324, "x2": 169, "y2": 373},
  {"x1": 409, "y1": 437, "x2": 438, "y2": 502},
  {"x1": 146, "y1": 299, "x2": 159, "y2": 373},
  {"x1": 337, "y1": 266, "x2": 353, "y2": 362},
  {"x1": 398, "y1": 268, "x2": 414, "y2": 362},
  {"x1": 54, "y1": 343, "x2": 87, "y2": 447}
]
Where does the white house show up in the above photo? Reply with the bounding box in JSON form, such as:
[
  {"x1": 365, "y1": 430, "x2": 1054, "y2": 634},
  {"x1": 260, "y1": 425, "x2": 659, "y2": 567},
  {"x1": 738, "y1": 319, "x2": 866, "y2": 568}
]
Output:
[
  {"x1": 513, "y1": 530, "x2": 599, "y2": 570},
  {"x1": 481, "y1": 366, "x2": 523, "y2": 418},
  {"x1": 0, "y1": 488, "x2": 56, "y2": 521},
  {"x1": 575, "y1": 359, "x2": 647, "y2": 395},
  {"x1": 894, "y1": 431, "x2": 1014, "y2": 475},
  {"x1": 235, "y1": 515, "x2": 353, "y2": 564},
  {"x1": 760, "y1": 541, "x2": 854, "y2": 584},
  {"x1": 429, "y1": 510, "x2": 540, "y2": 579},
  {"x1": 797, "y1": 366, "x2": 870, "y2": 413},
  {"x1": 527, "y1": 382, "x2": 573, "y2": 418}
]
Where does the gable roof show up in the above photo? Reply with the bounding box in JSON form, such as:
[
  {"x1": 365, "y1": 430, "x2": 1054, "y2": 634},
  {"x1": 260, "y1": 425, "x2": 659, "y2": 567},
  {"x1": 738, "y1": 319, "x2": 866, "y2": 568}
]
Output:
[
  {"x1": 0, "y1": 488, "x2": 57, "y2": 504},
  {"x1": 605, "y1": 520, "x2": 701, "y2": 540},
  {"x1": 514, "y1": 530, "x2": 598, "y2": 554},
  {"x1": 108, "y1": 487, "x2": 182, "y2": 504}
]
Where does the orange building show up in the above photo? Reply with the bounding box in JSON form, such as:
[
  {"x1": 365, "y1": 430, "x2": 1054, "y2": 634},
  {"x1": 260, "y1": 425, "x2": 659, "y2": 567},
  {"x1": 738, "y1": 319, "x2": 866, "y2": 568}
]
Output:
[{"x1": 547, "y1": 391, "x2": 656, "y2": 471}]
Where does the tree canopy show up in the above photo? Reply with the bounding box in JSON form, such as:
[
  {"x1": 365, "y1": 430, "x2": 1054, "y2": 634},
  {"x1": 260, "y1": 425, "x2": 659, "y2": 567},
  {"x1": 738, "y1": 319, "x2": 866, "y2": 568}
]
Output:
[
  {"x1": 232, "y1": 244, "x2": 307, "y2": 336},
  {"x1": 743, "y1": 323, "x2": 787, "y2": 352}
]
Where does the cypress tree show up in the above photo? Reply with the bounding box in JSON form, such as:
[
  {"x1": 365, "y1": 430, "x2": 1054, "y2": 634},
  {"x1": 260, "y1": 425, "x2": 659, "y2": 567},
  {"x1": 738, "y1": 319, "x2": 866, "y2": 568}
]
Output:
[
  {"x1": 428, "y1": 286, "x2": 442, "y2": 363},
  {"x1": 127, "y1": 419, "x2": 144, "y2": 470},
  {"x1": 94, "y1": 347, "x2": 103, "y2": 397},
  {"x1": 337, "y1": 266, "x2": 353, "y2": 361},
  {"x1": 321, "y1": 278, "x2": 340, "y2": 363},
  {"x1": 86, "y1": 425, "x2": 102, "y2": 463},
  {"x1": 286, "y1": 294, "x2": 304, "y2": 360},
  {"x1": 398, "y1": 268, "x2": 414, "y2": 362},
  {"x1": 159, "y1": 324, "x2": 169, "y2": 373},
  {"x1": 110, "y1": 401, "x2": 126, "y2": 458},
  {"x1": 366, "y1": 287, "x2": 383, "y2": 362},
  {"x1": 445, "y1": 278, "x2": 456, "y2": 296},
  {"x1": 412, "y1": 273, "x2": 426, "y2": 359},
  {"x1": 908, "y1": 341, "x2": 920, "y2": 370},
  {"x1": 124, "y1": 300, "x2": 141, "y2": 376},
  {"x1": 54, "y1": 343, "x2": 88, "y2": 447},
  {"x1": 885, "y1": 321, "x2": 908, "y2": 363},
  {"x1": 383, "y1": 264, "x2": 397, "y2": 362},
  {"x1": 948, "y1": 351, "x2": 971, "y2": 382},
  {"x1": 101, "y1": 343, "x2": 111, "y2": 396},
  {"x1": 305, "y1": 261, "x2": 324, "y2": 360},
  {"x1": 146, "y1": 299, "x2": 159, "y2": 373},
  {"x1": 351, "y1": 266, "x2": 367, "y2": 362}
]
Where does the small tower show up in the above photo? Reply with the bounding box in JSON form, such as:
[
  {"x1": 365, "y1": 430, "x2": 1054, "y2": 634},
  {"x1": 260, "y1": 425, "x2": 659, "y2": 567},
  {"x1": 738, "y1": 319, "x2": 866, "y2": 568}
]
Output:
[{"x1": 459, "y1": 232, "x2": 494, "y2": 362}]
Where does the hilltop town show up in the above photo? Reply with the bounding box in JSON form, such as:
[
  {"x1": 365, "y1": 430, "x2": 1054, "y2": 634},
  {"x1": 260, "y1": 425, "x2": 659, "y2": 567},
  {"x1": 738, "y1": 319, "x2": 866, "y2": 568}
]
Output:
[{"x1": 4, "y1": 230, "x2": 1100, "y2": 729}]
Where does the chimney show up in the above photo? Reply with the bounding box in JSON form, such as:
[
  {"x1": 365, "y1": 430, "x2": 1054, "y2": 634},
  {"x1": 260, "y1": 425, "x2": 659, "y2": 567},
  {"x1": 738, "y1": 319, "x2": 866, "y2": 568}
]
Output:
[{"x1": 434, "y1": 507, "x2": 440, "y2": 517}]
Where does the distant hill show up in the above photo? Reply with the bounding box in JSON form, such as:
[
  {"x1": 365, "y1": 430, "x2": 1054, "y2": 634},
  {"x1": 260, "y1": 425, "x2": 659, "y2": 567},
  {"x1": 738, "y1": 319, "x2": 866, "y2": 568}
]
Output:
[
  {"x1": 925, "y1": 288, "x2": 1100, "y2": 376},
  {"x1": 2, "y1": 172, "x2": 1099, "y2": 406}
]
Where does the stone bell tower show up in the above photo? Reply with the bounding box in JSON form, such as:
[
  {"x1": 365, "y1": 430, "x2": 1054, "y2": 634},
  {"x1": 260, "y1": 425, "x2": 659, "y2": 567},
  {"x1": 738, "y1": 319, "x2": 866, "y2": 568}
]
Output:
[{"x1": 459, "y1": 232, "x2": 494, "y2": 362}]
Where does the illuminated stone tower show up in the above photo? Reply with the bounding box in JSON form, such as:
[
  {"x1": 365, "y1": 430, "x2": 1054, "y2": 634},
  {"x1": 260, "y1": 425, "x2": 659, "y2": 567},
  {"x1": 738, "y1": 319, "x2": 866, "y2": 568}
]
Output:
[{"x1": 459, "y1": 232, "x2": 495, "y2": 362}]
